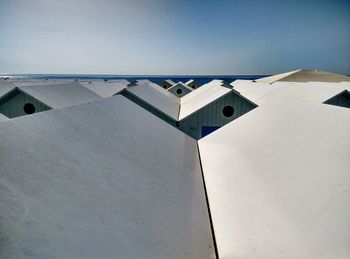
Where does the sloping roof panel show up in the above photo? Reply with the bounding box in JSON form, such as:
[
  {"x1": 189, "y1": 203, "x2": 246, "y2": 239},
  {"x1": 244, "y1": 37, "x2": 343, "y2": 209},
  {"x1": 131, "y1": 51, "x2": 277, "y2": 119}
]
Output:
[
  {"x1": 0, "y1": 82, "x2": 16, "y2": 98},
  {"x1": 256, "y1": 69, "x2": 350, "y2": 84},
  {"x1": 179, "y1": 80, "x2": 231, "y2": 120},
  {"x1": 125, "y1": 81, "x2": 180, "y2": 120},
  {"x1": 0, "y1": 113, "x2": 8, "y2": 122},
  {"x1": 80, "y1": 80, "x2": 129, "y2": 97},
  {"x1": 198, "y1": 98, "x2": 350, "y2": 258},
  {"x1": 10, "y1": 79, "x2": 74, "y2": 87},
  {"x1": 18, "y1": 81, "x2": 102, "y2": 108},
  {"x1": 0, "y1": 95, "x2": 215, "y2": 259},
  {"x1": 233, "y1": 80, "x2": 350, "y2": 105}
]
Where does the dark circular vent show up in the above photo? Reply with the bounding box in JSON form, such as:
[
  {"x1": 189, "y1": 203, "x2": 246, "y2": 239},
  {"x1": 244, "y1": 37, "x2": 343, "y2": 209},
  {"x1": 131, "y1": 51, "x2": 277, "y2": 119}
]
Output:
[
  {"x1": 23, "y1": 103, "x2": 36, "y2": 114},
  {"x1": 222, "y1": 105, "x2": 234, "y2": 117},
  {"x1": 176, "y1": 88, "x2": 183, "y2": 95}
]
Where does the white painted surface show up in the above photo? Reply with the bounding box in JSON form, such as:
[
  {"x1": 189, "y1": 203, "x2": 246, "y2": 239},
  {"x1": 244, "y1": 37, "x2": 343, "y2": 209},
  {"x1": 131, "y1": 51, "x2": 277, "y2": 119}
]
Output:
[
  {"x1": 233, "y1": 80, "x2": 350, "y2": 105},
  {"x1": 0, "y1": 95, "x2": 215, "y2": 259},
  {"x1": 80, "y1": 80, "x2": 129, "y2": 97},
  {"x1": 126, "y1": 81, "x2": 180, "y2": 120},
  {"x1": 0, "y1": 113, "x2": 8, "y2": 121},
  {"x1": 179, "y1": 80, "x2": 231, "y2": 120},
  {"x1": 199, "y1": 99, "x2": 350, "y2": 258},
  {"x1": 0, "y1": 82, "x2": 15, "y2": 98},
  {"x1": 18, "y1": 81, "x2": 102, "y2": 108},
  {"x1": 255, "y1": 69, "x2": 350, "y2": 84}
]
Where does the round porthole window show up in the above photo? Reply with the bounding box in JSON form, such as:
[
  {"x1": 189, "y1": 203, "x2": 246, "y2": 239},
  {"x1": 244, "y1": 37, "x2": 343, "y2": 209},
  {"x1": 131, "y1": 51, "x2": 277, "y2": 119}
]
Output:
[
  {"x1": 23, "y1": 103, "x2": 36, "y2": 114},
  {"x1": 176, "y1": 88, "x2": 183, "y2": 95},
  {"x1": 222, "y1": 105, "x2": 234, "y2": 117}
]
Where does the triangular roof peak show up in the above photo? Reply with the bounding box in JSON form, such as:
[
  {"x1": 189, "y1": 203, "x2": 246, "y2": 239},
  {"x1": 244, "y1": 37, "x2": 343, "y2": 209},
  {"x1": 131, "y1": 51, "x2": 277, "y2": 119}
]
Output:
[{"x1": 256, "y1": 69, "x2": 350, "y2": 84}]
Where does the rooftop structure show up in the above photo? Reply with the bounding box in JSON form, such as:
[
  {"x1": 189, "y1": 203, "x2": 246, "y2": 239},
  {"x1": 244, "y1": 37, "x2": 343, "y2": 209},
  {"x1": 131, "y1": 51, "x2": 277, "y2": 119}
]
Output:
[
  {"x1": 121, "y1": 80, "x2": 257, "y2": 139},
  {"x1": 80, "y1": 79, "x2": 129, "y2": 97},
  {"x1": 0, "y1": 82, "x2": 102, "y2": 118},
  {"x1": 255, "y1": 69, "x2": 350, "y2": 84},
  {"x1": 0, "y1": 113, "x2": 8, "y2": 122},
  {"x1": 167, "y1": 82, "x2": 192, "y2": 97},
  {"x1": 159, "y1": 79, "x2": 176, "y2": 89},
  {"x1": 0, "y1": 95, "x2": 215, "y2": 259},
  {"x1": 198, "y1": 93, "x2": 350, "y2": 259}
]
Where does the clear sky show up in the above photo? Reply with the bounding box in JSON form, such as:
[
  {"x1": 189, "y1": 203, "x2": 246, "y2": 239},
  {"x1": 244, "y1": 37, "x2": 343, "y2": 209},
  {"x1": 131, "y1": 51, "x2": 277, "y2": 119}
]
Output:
[{"x1": 0, "y1": 0, "x2": 349, "y2": 75}]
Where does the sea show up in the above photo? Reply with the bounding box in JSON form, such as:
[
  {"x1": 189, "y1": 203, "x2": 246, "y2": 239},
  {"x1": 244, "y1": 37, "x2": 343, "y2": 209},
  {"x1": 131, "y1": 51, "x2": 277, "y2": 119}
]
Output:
[{"x1": 2, "y1": 74, "x2": 268, "y2": 85}]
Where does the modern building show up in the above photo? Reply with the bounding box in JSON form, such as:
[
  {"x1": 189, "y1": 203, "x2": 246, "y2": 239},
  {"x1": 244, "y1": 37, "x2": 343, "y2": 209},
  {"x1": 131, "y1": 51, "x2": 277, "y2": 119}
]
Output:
[
  {"x1": 185, "y1": 79, "x2": 201, "y2": 89},
  {"x1": 0, "y1": 95, "x2": 215, "y2": 259},
  {"x1": 159, "y1": 79, "x2": 176, "y2": 89},
  {"x1": 0, "y1": 81, "x2": 102, "y2": 118},
  {"x1": 120, "y1": 79, "x2": 257, "y2": 139},
  {"x1": 167, "y1": 82, "x2": 192, "y2": 97}
]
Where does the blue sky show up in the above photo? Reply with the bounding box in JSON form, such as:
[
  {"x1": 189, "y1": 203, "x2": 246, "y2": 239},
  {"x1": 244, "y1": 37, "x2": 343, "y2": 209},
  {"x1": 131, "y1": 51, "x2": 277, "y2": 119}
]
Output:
[{"x1": 0, "y1": 0, "x2": 349, "y2": 75}]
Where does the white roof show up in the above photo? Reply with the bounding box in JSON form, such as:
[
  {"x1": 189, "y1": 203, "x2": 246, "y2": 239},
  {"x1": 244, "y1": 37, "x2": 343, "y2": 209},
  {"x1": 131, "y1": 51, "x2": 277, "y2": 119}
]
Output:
[
  {"x1": 255, "y1": 69, "x2": 350, "y2": 84},
  {"x1": 125, "y1": 80, "x2": 180, "y2": 120},
  {"x1": 0, "y1": 82, "x2": 15, "y2": 98},
  {"x1": 198, "y1": 85, "x2": 350, "y2": 258},
  {"x1": 9, "y1": 79, "x2": 75, "y2": 87},
  {"x1": 18, "y1": 81, "x2": 102, "y2": 108},
  {"x1": 0, "y1": 95, "x2": 215, "y2": 258},
  {"x1": 124, "y1": 80, "x2": 235, "y2": 121},
  {"x1": 233, "y1": 80, "x2": 350, "y2": 105},
  {"x1": 80, "y1": 80, "x2": 129, "y2": 97},
  {"x1": 0, "y1": 113, "x2": 8, "y2": 122},
  {"x1": 127, "y1": 79, "x2": 154, "y2": 87},
  {"x1": 179, "y1": 80, "x2": 232, "y2": 120}
]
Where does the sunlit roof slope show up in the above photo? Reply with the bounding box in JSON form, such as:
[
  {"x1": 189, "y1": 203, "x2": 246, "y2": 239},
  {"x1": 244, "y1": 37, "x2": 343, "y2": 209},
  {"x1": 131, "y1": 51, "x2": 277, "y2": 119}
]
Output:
[
  {"x1": 123, "y1": 80, "x2": 180, "y2": 120},
  {"x1": 80, "y1": 79, "x2": 129, "y2": 97},
  {"x1": 0, "y1": 95, "x2": 215, "y2": 259},
  {"x1": 233, "y1": 80, "x2": 350, "y2": 105},
  {"x1": 256, "y1": 69, "x2": 350, "y2": 84},
  {"x1": 179, "y1": 80, "x2": 232, "y2": 120},
  {"x1": 18, "y1": 81, "x2": 102, "y2": 108},
  {"x1": 0, "y1": 113, "x2": 8, "y2": 122},
  {"x1": 0, "y1": 81, "x2": 16, "y2": 98},
  {"x1": 198, "y1": 94, "x2": 350, "y2": 258}
]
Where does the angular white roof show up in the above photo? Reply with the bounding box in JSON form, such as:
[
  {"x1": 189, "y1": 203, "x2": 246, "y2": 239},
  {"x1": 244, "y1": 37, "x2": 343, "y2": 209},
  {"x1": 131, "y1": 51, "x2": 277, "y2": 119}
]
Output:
[
  {"x1": 0, "y1": 113, "x2": 8, "y2": 122},
  {"x1": 179, "y1": 80, "x2": 232, "y2": 120},
  {"x1": 18, "y1": 81, "x2": 102, "y2": 108},
  {"x1": 255, "y1": 69, "x2": 350, "y2": 84},
  {"x1": 198, "y1": 86, "x2": 350, "y2": 258},
  {"x1": 233, "y1": 80, "x2": 350, "y2": 105},
  {"x1": 9, "y1": 79, "x2": 75, "y2": 87},
  {"x1": 124, "y1": 80, "x2": 239, "y2": 121},
  {"x1": 0, "y1": 95, "x2": 215, "y2": 258},
  {"x1": 0, "y1": 82, "x2": 15, "y2": 98},
  {"x1": 127, "y1": 79, "x2": 154, "y2": 87},
  {"x1": 80, "y1": 79, "x2": 129, "y2": 97},
  {"x1": 124, "y1": 80, "x2": 180, "y2": 120}
]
